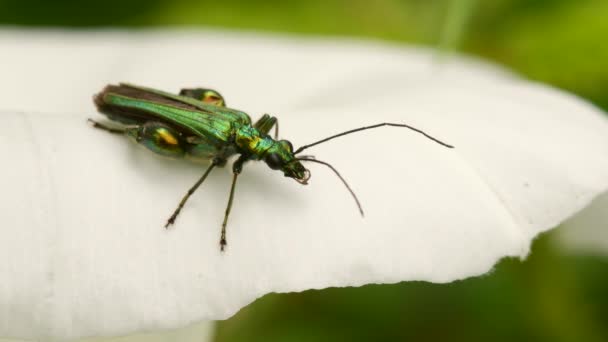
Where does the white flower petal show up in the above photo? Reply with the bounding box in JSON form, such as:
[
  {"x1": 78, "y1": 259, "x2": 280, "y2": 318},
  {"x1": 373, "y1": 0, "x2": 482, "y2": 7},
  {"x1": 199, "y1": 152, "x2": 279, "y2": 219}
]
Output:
[{"x1": 1, "y1": 30, "x2": 607, "y2": 340}]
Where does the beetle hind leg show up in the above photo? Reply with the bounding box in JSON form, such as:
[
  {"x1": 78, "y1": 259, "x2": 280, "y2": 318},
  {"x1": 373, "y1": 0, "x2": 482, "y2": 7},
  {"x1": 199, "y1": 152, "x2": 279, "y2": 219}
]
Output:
[
  {"x1": 179, "y1": 88, "x2": 226, "y2": 107},
  {"x1": 126, "y1": 122, "x2": 188, "y2": 158},
  {"x1": 88, "y1": 118, "x2": 126, "y2": 134}
]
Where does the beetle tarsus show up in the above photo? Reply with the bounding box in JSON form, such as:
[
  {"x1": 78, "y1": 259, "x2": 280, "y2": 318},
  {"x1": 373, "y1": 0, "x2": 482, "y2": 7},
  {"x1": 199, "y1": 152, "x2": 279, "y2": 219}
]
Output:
[
  {"x1": 164, "y1": 216, "x2": 175, "y2": 229},
  {"x1": 219, "y1": 170, "x2": 240, "y2": 252}
]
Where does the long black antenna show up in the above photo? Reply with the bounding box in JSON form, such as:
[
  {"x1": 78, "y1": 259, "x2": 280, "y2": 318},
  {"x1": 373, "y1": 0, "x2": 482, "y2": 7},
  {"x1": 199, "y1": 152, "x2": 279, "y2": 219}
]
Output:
[
  {"x1": 297, "y1": 157, "x2": 364, "y2": 217},
  {"x1": 294, "y1": 122, "x2": 454, "y2": 154}
]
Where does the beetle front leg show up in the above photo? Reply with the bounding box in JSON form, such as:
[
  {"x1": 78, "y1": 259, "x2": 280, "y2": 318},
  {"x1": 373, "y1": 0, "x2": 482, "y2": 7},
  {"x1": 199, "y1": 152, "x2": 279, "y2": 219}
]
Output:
[
  {"x1": 219, "y1": 155, "x2": 249, "y2": 251},
  {"x1": 273, "y1": 120, "x2": 279, "y2": 139},
  {"x1": 254, "y1": 114, "x2": 279, "y2": 139}
]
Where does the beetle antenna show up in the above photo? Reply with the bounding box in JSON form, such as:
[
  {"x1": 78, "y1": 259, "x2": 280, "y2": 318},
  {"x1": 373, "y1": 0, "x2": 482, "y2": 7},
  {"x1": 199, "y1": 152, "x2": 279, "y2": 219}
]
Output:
[
  {"x1": 294, "y1": 122, "x2": 454, "y2": 154},
  {"x1": 297, "y1": 157, "x2": 364, "y2": 217}
]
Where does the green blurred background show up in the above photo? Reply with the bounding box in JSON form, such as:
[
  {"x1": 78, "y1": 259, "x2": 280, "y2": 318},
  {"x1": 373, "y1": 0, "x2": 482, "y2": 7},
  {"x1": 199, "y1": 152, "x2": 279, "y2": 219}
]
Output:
[{"x1": 1, "y1": 0, "x2": 606, "y2": 341}]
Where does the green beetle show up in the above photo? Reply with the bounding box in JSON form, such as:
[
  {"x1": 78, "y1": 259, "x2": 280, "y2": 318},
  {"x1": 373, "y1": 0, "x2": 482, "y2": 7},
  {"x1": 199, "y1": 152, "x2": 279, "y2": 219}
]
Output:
[{"x1": 91, "y1": 83, "x2": 453, "y2": 251}]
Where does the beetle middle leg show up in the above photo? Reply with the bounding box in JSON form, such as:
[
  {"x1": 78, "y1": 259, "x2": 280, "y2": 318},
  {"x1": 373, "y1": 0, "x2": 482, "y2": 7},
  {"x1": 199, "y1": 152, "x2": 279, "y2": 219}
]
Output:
[
  {"x1": 165, "y1": 157, "x2": 224, "y2": 228},
  {"x1": 218, "y1": 154, "x2": 248, "y2": 251}
]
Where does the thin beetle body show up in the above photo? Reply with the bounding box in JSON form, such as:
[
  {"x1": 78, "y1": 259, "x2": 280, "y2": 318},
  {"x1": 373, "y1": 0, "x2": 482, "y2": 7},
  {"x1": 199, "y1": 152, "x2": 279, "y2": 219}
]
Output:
[{"x1": 91, "y1": 83, "x2": 453, "y2": 251}]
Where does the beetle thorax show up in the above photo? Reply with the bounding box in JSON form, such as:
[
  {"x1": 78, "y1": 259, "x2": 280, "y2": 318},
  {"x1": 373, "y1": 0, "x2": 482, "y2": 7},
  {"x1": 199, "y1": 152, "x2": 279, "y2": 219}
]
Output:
[{"x1": 234, "y1": 126, "x2": 275, "y2": 158}]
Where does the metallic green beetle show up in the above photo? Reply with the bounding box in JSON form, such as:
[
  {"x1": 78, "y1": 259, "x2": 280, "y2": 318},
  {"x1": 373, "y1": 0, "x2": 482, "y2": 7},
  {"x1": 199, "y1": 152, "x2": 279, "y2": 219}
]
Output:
[{"x1": 91, "y1": 83, "x2": 453, "y2": 251}]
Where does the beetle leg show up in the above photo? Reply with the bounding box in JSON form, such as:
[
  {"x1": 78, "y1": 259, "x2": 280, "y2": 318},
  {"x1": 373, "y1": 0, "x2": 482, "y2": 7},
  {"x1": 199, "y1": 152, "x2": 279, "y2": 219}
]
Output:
[
  {"x1": 254, "y1": 114, "x2": 278, "y2": 138},
  {"x1": 219, "y1": 155, "x2": 248, "y2": 251},
  {"x1": 274, "y1": 120, "x2": 279, "y2": 139},
  {"x1": 87, "y1": 118, "x2": 126, "y2": 134},
  {"x1": 220, "y1": 172, "x2": 238, "y2": 251},
  {"x1": 165, "y1": 158, "x2": 222, "y2": 228},
  {"x1": 179, "y1": 88, "x2": 226, "y2": 107},
  {"x1": 126, "y1": 122, "x2": 187, "y2": 158}
]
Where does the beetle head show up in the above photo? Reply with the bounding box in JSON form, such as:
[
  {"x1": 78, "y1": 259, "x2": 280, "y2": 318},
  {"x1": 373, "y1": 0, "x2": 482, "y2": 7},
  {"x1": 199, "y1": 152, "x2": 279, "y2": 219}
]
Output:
[{"x1": 264, "y1": 140, "x2": 311, "y2": 184}]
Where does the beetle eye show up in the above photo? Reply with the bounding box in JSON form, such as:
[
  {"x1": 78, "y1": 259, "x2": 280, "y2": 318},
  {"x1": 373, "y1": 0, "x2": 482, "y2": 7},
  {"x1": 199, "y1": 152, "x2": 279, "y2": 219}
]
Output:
[{"x1": 265, "y1": 153, "x2": 283, "y2": 170}]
